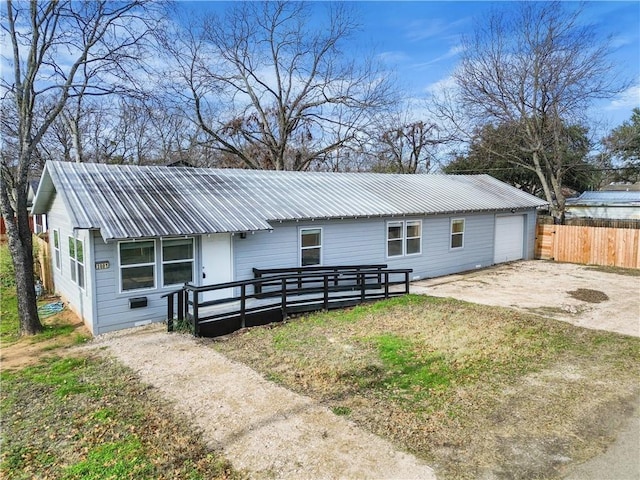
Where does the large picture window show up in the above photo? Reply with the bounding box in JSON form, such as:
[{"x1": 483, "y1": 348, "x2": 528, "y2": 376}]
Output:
[
  {"x1": 300, "y1": 228, "x2": 322, "y2": 266},
  {"x1": 162, "y1": 238, "x2": 194, "y2": 286},
  {"x1": 68, "y1": 237, "x2": 85, "y2": 288},
  {"x1": 450, "y1": 218, "x2": 465, "y2": 249},
  {"x1": 53, "y1": 230, "x2": 61, "y2": 270},
  {"x1": 119, "y1": 240, "x2": 155, "y2": 291},
  {"x1": 387, "y1": 220, "x2": 422, "y2": 257}
]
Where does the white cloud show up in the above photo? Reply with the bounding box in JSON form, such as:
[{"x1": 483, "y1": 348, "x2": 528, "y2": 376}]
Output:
[
  {"x1": 376, "y1": 51, "x2": 411, "y2": 64},
  {"x1": 610, "y1": 34, "x2": 635, "y2": 49},
  {"x1": 605, "y1": 84, "x2": 640, "y2": 111},
  {"x1": 412, "y1": 44, "x2": 465, "y2": 69},
  {"x1": 423, "y1": 75, "x2": 457, "y2": 96},
  {"x1": 404, "y1": 17, "x2": 469, "y2": 43}
]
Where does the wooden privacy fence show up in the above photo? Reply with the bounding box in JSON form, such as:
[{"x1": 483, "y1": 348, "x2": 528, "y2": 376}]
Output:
[
  {"x1": 32, "y1": 234, "x2": 54, "y2": 292},
  {"x1": 535, "y1": 224, "x2": 640, "y2": 269}
]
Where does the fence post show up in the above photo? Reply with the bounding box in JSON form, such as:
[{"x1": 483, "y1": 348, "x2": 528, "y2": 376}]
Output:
[
  {"x1": 193, "y1": 288, "x2": 200, "y2": 337},
  {"x1": 177, "y1": 289, "x2": 184, "y2": 323},
  {"x1": 240, "y1": 284, "x2": 246, "y2": 329},
  {"x1": 360, "y1": 273, "x2": 366, "y2": 302},
  {"x1": 384, "y1": 272, "x2": 389, "y2": 298},
  {"x1": 281, "y1": 278, "x2": 288, "y2": 320},
  {"x1": 404, "y1": 271, "x2": 410, "y2": 294},
  {"x1": 255, "y1": 270, "x2": 262, "y2": 294},
  {"x1": 167, "y1": 293, "x2": 174, "y2": 332},
  {"x1": 323, "y1": 275, "x2": 329, "y2": 310}
]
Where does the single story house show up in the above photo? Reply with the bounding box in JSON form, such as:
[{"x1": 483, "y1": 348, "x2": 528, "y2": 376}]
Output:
[
  {"x1": 32, "y1": 161, "x2": 547, "y2": 335},
  {"x1": 565, "y1": 191, "x2": 640, "y2": 220}
]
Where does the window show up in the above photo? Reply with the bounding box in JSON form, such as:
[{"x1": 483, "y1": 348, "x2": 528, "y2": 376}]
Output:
[
  {"x1": 406, "y1": 220, "x2": 422, "y2": 255},
  {"x1": 53, "y1": 230, "x2": 61, "y2": 270},
  {"x1": 300, "y1": 228, "x2": 322, "y2": 266},
  {"x1": 387, "y1": 221, "x2": 403, "y2": 257},
  {"x1": 162, "y1": 238, "x2": 194, "y2": 286},
  {"x1": 451, "y1": 219, "x2": 465, "y2": 249},
  {"x1": 68, "y1": 237, "x2": 85, "y2": 288},
  {"x1": 34, "y1": 214, "x2": 46, "y2": 234},
  {"x1": 387, "y1": 220, "x2": 422, "y2": 257},
  {"x1": 120, "y1": 240, "x2": 155, "y2": 291}
]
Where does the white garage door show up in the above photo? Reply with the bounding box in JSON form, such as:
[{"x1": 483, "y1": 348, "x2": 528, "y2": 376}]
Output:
[{"x1": 494, "y1": 215, "x2": 524, "y2": 264}]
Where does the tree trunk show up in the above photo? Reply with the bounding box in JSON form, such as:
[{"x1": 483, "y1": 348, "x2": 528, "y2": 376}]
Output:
[
  {"x1": 1, "y1": 181, "x2": 43, "y2": 335},
  {"x1": 530, "y1": 150, "x2": 565, "y2": 223}
]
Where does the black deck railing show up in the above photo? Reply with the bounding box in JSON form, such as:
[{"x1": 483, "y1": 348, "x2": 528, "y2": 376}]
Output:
[{"x1": 164, "y1": 265, "x2": 412, "y2": 338}]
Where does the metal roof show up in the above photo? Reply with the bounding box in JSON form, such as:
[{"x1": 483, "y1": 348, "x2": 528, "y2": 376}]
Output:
[
  {"x1": 566, "y1": 191, "x2": 640, "y2": 206},
  {"x1": 32, "y1": 161, "x2": 547, "y2": 241}
]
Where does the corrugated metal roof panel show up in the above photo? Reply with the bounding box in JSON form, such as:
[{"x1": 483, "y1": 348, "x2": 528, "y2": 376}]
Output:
[
  {"x1": 33, "y1": 161, "x2": 547, "y2": 241},
  {"x1": 567, "y1": 191, "x2": 640, "y2": 205}
]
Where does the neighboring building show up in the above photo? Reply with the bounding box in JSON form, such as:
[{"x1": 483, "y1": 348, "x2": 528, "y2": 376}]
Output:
[
  {"x1": 0, "y1": 180, "x2": 46, "y2": 235},
  {"x1": 29, "y1": 180, "x2": 48, "y2": 234},
  {"x1": 601, "y1": 182, "x2": 640, "y2": 192},
  {"x1": 164, "y1": 158, "x2": 197, "y2": 168},
  {"x1": 565, "y1": 191, "x2": 640, "y2": 220},
  {"x1": 32, "y1": 161, "x2": 547, "y2": 335}
]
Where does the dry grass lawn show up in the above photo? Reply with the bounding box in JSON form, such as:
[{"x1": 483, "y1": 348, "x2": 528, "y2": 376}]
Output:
[{"x1": 212, "y1": 295, "x2": 640, "y2": 479}]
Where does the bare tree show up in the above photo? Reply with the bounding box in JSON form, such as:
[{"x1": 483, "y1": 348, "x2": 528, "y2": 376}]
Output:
[
  {"x1": 434, "y1": 2, "x2": 626, "y2": 222},
  {"x1": 373, "y1": 120, "x2": 442, "y2": 174},
  {"x1": 0, "y1": 0, "x2": 157, "y2": 335},
  {"x1": 163, "y1": 1, "x2": 396, "y2": 171}
]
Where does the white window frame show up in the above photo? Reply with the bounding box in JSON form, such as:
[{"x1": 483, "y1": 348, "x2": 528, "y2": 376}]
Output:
[
  {"x1": 34, "y1": 214, "x2": 45, "y2": 234},
  {"x1": 405, "y1": 220, "x2": 422, "y2": 256},
  {"x1": 161, "y1": 237, "x2": 195, "y2": 287},
  {"x1": 300, "y1": 227, "x2": 322, "y2": 267},
  {"x1": 53, "y1": 229, "x2": 61, "y2": 270},
  {"x1": 118, "y1": 240, "x2": 157, "y2": 293},
  {"x1": 386, "y1": 221, "x2": 405, "y2": 257},
  {"x1": 450, "y1": 218, "x2": 465, "y2": 250},
  {"x1": 68, "y1": 236, "x2": 85, "y2": 289},
  {"x1": 387, "y1": 220, "x2": 422, "y2": 258}
]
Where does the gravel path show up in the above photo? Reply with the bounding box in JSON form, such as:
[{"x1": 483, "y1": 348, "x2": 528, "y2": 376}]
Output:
[{"x1": 86, "y1": 325, "x2": 437, "y2": 480}]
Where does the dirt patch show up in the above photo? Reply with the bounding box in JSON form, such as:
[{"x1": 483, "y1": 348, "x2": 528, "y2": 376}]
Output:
[
  {"x1": 567, "y1": 288, "x2": 609, "y2": 303},
  {"x1": 414, "y1": 261, "x2": 640, "y2": 337},
  {"x1": 0, "y1": 309, "x2": 90, "y2": 370}
]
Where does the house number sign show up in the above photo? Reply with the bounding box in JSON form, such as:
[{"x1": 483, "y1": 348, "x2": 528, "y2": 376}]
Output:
[{"x1": 95, "y1": 261, "x2": 110, "y2": 270}]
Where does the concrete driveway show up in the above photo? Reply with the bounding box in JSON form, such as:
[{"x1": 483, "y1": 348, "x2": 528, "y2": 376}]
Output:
[{"x1": 411, "y1": 260, "x2": 640, "y2": 338}]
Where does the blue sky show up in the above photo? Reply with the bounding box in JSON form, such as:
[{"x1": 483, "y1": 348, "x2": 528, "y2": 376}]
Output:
[
  {"x1": 354, "y1": 1, "x2": 639, "y2": 130},
  {"x1": 184, "y1": 1, "x2": 639, "y2": 131}
]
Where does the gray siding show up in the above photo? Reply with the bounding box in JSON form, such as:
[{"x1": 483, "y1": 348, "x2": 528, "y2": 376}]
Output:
[
  {"x1": 92, "y1": 234, "x2": 205, "y2": 334},
  {"x1": 47, "y1": 194, "x2": 95, "y2": 331},
  {"x1": 233, "y1": 210, "x2": 538, "y2": 282},
  {"x1": 49, "y1": 203, "x2": 538, "y2": 335},
  {"x1": 419, "y1": 213, "x2": 494, "y2": 278}
]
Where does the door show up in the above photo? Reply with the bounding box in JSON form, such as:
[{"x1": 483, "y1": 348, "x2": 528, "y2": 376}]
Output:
[
  {"x1": 494, "y1": 215, "x2": 524, "y2": 264},
  {"x1": 201, "y1": 234, "x2": 233, "y2": 302}
]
